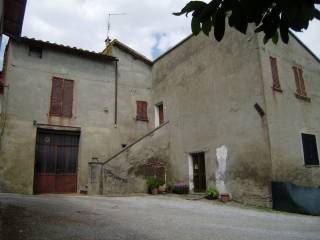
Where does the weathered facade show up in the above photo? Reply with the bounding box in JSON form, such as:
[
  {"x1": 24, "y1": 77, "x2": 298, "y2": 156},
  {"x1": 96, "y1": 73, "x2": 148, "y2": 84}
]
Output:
[
  {"x1": 151, "y1": 27, "x2": 320, "y2": 205},
  {"x1": 0, "y1": 37, "x2": 152, "y2": 194},
  {"x1": 0, "y1": 25, "x2": 319, "y2": 206},
  {"x1": 152, "y1": 28, "x2": 272, "y2": 205}
]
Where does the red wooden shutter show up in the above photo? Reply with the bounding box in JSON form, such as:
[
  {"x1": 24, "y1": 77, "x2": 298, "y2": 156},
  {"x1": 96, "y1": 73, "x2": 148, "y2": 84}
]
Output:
[
  {"x1": 293, "y1": 66, "x2": 301, "y2": 95},
  {"x1": 50, "y1": 77, "x2": 63, "y2": 116},
  {"x1": 62, "y1": 80, "x2": 74, "y2": 117},
  {"x1": 298, "y1": 68, "x2": 306, "y2": 96},
  {"x1": 142, "y1": 102, "x2": 148, "y2": 120},
  {"x1": 136, "y1": 101, "x2": 142, "y2": 120},
  {"x1": 136, "y1": 101, "x2": 148, "y2": 121},
  {"x1": 269, "y1": 57, "x2": 281, "y2": 89}
]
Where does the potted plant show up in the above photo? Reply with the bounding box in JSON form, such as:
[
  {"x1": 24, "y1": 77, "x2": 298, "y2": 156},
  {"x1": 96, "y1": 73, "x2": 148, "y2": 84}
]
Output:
[
  {"x1": 206, "y1": 187, "x2": 219, "y2": 200},
  {"x1": 147, "y1": 176, "x2": 164, "y2": 194},
  {"x1": 166, "y1": 181, "x2": 175, "y2": 193},
  {"x1": 220, "y1": 193, "x2": 231, "y2": 203},
  {"x1": 172, "y1": 182, "x2": 189, "y2": 194}
]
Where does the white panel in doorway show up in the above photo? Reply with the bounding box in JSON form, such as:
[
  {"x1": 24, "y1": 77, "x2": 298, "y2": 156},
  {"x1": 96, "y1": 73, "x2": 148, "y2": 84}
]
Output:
[
  {"x1": 216, "y1": 145, "x2": 229, "y2": 195},
  {"x1": 188, "y1": 155, "x2": 194, "y2": 192}
]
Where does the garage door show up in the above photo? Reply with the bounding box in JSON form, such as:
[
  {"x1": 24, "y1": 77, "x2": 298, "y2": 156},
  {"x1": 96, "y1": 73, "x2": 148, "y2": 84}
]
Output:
[{"x1": 34, "y1": 129, "x2": 80, "y2": 194}]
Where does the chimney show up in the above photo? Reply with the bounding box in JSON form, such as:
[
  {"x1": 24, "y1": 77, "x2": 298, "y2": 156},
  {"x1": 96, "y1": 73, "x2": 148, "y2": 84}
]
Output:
[
  {"x1": 105, "y1": 37, "x2": 111, "y2": 47},
  {"x1": 103, "y1": 37, "x2": 113, "y2": 56}
]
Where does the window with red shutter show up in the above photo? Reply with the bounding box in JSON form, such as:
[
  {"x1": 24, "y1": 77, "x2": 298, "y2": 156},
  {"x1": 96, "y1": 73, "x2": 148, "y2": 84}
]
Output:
[
  {"x1": 269, "y1": 56, "x2": 281, "y2": 91},
  {"x1": 50, "y1": 77, "x2": 74, "y2": 117},
  {"x1": 293, "y1": 66, "x2": 308, "y2": 98},
  {"x1": 136, "y1": 101, "x2": 148, "y2": 121},
  {"x1": 50, "y1": 77, "x2": 63, "y2": 116},
  {"x1": 62, "y1": 80, "x2": 74, "y2": 117}
]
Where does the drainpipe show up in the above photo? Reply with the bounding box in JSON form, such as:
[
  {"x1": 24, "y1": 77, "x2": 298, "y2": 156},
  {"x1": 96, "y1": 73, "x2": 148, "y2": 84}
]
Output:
[{"x1": 114, "y1": 61, "x2": 118, "y2": 128}]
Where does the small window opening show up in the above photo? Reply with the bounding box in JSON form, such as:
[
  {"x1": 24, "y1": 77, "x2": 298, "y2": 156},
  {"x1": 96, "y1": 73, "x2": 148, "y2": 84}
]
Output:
[
  {"x1": 29, "y1": 46, "x2": 43, "y2": 58},
  {"x1": 302, "y1": 133, "x2": 319, "y2": 166},
  {"x1": 155, "y1": 102, "x2": 164, "y2": 127},
  {"x1": 136, "y1": 101, "x2": 148, "y2": 121}
]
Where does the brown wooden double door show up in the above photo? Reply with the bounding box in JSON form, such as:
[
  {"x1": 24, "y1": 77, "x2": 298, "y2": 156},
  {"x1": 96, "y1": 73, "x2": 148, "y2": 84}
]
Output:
[
  {"x1": 192, "y1": 152, "x2": 207, "y2": 193},
  {"x1": 34, "y1": 129, "x2": 80, "y2": 194}
]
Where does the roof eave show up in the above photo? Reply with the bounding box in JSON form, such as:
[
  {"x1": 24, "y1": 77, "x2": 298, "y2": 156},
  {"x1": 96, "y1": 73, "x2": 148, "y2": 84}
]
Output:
[
  {"x1": 11, "y1": 37, "x2": 118, "y2": 63},
  {"x1": 111, "y1": 40, "x2": 153, "y2": 66},
  {"x1": 3, "y1": 0, "x2": 27, "y2": 37}
]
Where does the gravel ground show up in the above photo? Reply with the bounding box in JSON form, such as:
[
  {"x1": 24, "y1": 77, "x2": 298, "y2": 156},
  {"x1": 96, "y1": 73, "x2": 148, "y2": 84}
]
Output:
[{"x1": 0, "y1": 193, "x2": 319, "y2": 240}]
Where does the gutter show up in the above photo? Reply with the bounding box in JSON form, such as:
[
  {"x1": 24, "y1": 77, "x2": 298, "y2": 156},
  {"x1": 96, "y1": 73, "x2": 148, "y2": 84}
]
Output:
[{"x1": 114, "y1": 61, "x2": 118, "y2": 127}]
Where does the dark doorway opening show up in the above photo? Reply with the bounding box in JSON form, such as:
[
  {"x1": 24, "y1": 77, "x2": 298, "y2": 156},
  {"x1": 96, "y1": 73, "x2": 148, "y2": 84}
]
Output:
[
  {"x1": 192, "y1": 152, "x2": 206, "y2": 193},
  {"x1": 302, "y1": 133, "x2": 319, "y2": 166},
  {"x1": 34, "y1": 129, "x2": 80, "y2": 194}
]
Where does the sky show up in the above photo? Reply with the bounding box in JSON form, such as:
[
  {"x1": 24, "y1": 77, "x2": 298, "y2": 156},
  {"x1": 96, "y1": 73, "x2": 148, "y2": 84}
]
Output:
[{"x1": 0, "y1": 0, "x2": 319, "y2": 66}]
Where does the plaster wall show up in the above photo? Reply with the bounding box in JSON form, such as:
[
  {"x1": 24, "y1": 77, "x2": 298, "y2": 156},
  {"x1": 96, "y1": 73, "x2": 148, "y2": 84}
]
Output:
[
  {"x1": 90, "y1": 122, "x2": 170, "y2": 195},
  {"x1": 152, "y1": 28, "x2": 272, "y2": 205},
  {"x1": 0, "y1": 39, "x2": 152, "y2": 194},
  {"x1": 258, "y1": 35, "x2": 320, "y2": 187},
  {"x1": 111, "y1": 46, "x2": 153, "y2": 144}
]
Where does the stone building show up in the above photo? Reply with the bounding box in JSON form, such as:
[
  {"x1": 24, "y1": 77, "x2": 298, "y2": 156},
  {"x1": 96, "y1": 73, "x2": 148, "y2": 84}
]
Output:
[
  {"x1": 0, "y1": 25, "x2": 319, "y2": 206},
  {"x1": 0, "y1": 37, "x2": 153, "y2": 194}
]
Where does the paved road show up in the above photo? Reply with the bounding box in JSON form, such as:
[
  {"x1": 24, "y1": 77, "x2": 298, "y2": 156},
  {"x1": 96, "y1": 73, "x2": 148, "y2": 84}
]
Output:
[{"x1": 0, "y1": 193, "x2": 319, "y2": 240}]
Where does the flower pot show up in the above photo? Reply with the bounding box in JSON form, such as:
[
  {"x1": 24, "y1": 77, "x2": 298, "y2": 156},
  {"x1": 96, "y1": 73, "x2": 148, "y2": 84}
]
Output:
[
  {"x1": 220, "y1": 193, "x2": 230, "y2": 203},
  {"x1": 151, "y1": 188, "x2": 158, "y2": 195},
  {"x1": 158, "y1": 185, "x2": 166, "y2": 193}
]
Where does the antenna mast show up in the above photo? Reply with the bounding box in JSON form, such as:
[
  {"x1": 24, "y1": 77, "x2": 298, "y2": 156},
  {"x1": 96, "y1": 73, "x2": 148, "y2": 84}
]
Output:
[{"x1": 107, "y1": 12, "x2": 127, "y2": 41}]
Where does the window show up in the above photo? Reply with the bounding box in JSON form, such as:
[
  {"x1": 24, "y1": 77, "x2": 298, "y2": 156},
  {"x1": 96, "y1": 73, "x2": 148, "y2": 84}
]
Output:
[
  {"x1": 155, "y1": 103, "x2": 164, "y2": 127},
  {"x1": 29, "y1": 46, "x2": 43, "y2": 58},
  {"x1": 302, "y1": 133, "x2": 319, "y2": 166},
  {"x1": 136, "y1": 101, "x2": 148, "y2": 121},
  {"x1": 50, "y1": 77, "x2": 74, "y2": 118},
  {"x1": 292, "y1": 66, "x2": 307, "y2": 97},
  {"x1": 269, "y1": 56, "x2": 281, "y2": 91}
]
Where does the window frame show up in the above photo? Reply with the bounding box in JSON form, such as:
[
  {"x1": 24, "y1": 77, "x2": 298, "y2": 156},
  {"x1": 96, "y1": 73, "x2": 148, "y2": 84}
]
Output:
[
  {"x1": 301, "y1": 133, "x2": 320, "y2": 167},
  {"x1": 136, "y1": 101, "x2": 148, "y2": 122},
  {"x1": 293, "y1": 66, "x2": 310, "y2": 101},
  {"x1": 49, "y1": 77, "x2": 74, "y2": 118},
  {"x1": 269, "y1": 56, "x2": 282, "y2": 92},
  {"x1": 29, "y1": 45, "x2": 43, "y2": 58},
  {"x1": 154, "y1": 102, "x2": 164, "y2": 127}
]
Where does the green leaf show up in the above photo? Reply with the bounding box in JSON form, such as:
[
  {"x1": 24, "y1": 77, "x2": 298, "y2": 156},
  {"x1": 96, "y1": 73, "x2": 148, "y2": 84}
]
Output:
[
  {"x1": 214, "y1": 9, "x2": 226, "y2": 41},
  {"x1": 173, "y1": 1, "x2": 207, "y2": 16},
  {"x1": 191, "y1": 17, "x2": 201, "y2": 35},
  {"x1": 280, "y1": 17, "x2": 289, "y2": 44},
  {"x1": 202, "y1": 18, "x2": 212, "y2": 36},
  {"x1": 263, "y1": 35, "x2": 270, "y2": 45},
  {"x1": 272, "y1": 31, "x2": 279, "y2": 44},
  {"x1": 229, "y1": 3, "x2": 248, "y2": 34},
  {"x1": 199, "y1": 1, "x2": 219, "y2": 22}
]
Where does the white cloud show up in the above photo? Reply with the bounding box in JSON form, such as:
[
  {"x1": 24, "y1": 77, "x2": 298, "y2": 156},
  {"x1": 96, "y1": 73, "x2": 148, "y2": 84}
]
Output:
[
  {"x1": 22, "y1": 0, "x2": 192, "y2": 59},
  {"x1": 15, "y1": 0, "x2": 320, "y2": 60}
]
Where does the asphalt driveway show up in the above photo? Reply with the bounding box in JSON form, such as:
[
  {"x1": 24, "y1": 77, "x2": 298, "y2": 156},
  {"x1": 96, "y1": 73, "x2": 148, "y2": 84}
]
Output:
[{"x1": 0, "y1": 193, "x2": 319, "y2": 240}]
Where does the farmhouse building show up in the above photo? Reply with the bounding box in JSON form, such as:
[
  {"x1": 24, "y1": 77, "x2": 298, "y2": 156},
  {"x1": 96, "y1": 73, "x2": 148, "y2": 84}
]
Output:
[{"x1": 0, "y1": 25, "x2": 319, "y2": 206}]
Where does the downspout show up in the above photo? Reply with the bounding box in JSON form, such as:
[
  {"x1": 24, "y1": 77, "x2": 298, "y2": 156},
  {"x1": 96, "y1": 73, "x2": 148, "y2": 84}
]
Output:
[{"x1": 114, "y1": 60, "x2": 118, "y2": 128}]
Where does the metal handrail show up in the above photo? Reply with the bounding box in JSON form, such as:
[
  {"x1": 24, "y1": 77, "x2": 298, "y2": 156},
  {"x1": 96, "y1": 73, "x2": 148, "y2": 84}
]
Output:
[{"x1": 102, "y1": 121, "x2": 169, "y2": 166}]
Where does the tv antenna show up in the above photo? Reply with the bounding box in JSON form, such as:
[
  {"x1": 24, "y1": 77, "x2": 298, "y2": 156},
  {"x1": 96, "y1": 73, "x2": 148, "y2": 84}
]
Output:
[{"x1": 107, "y1": 12, "x2": 127, "y2": 41}]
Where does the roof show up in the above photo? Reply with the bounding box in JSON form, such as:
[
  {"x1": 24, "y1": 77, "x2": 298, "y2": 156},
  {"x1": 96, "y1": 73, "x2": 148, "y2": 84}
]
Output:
[
  {"x1": 153, "y1": 31, "x2": 320, "y2": 64},
  {"x1": 3, "y1": 0, "x2": 27, "y2": 37},
  {"x1": 103, "y1": 39, "x2": 153, "y2": 65},
  {"x1": 11, "y1": 37, "x2": 118, "y2": 62}
]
